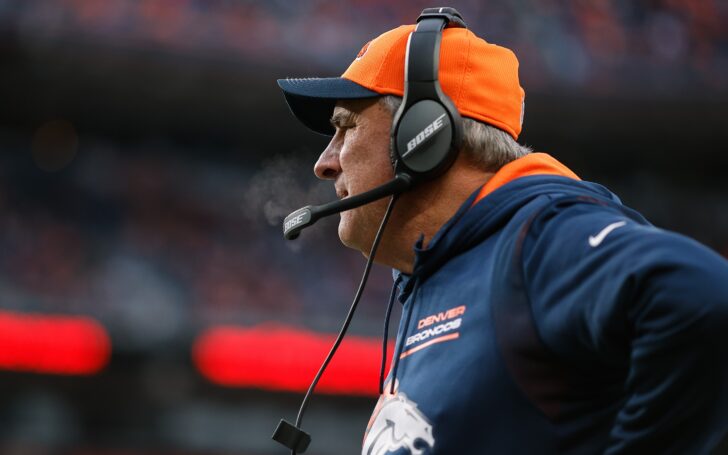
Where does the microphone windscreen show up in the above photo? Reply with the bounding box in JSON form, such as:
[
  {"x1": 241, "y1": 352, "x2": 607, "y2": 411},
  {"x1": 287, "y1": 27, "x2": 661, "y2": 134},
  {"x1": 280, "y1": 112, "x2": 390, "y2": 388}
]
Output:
[{"x1": 283, "y1": 206, "x2": 313, "y2": 240}]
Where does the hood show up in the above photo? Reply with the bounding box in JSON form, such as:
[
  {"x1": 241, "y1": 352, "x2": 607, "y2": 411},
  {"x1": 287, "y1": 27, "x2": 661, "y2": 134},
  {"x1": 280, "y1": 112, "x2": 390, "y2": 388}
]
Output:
[{"x1": 402, "y1": 175, "x2": 622, "y2": 282}]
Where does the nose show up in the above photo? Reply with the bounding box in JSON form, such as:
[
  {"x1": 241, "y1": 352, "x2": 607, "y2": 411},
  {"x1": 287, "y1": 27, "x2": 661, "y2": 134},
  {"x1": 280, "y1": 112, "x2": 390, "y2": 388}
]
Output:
[{"x1": 313, "y1": 136, "x2": 342, "y2": 180}]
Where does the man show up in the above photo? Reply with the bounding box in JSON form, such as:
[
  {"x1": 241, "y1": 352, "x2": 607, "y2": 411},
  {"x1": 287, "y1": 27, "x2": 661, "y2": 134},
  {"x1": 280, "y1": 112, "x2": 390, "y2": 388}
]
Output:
[{"x1": 277, "y1": 14, "x2": 728, "y2": 455}]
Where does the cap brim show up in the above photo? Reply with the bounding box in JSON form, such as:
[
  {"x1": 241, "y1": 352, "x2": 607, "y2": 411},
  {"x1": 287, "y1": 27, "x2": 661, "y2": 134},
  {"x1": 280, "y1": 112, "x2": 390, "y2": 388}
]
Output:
[{"x1": 277, "y1": 78, "x2": 380, "y2": 136}]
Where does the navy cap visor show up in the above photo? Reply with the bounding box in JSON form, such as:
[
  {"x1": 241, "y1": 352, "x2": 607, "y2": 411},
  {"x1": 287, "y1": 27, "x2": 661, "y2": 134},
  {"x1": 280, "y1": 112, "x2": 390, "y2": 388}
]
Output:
[{"x1": 277, "y1": 77, "x2": 380, "y2": 136}]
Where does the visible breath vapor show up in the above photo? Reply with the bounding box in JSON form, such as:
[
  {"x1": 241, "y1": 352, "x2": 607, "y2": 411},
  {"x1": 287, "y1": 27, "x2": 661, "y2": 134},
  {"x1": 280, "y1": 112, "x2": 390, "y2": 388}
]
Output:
[{"x1": 243, "y1": 152, "x2": 336, "y2": 246}]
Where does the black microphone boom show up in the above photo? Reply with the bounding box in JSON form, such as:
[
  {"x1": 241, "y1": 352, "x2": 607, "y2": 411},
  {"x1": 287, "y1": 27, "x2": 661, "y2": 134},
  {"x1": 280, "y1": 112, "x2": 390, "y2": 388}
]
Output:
[{"x1": 282, "y1": 173, "x2": 413, "y2": 240}]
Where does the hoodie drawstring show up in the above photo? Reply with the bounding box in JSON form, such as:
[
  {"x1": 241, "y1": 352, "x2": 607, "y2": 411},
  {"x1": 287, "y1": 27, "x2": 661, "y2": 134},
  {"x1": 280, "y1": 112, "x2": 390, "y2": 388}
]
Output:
[
  {"x1": 388, "y1": 278, "x2": 420, "y2": 395},
  {"x1": 379, "y1": 274, "x2": 403, "y2": 395}
]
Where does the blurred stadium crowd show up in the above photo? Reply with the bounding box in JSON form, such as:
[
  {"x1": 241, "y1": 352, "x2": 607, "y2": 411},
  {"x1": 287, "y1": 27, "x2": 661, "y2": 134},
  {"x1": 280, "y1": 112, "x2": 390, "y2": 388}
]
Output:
[
  {"x1": 1, "y1": 0, "x2": 726, "y2": 93},
  {"x1": 0, "y1": 140, "x2": 726, "y2": 351},
  {"x1": 0, "y1": 146, "x2": 396, "y2": 350},
  {"x1": 0, "y1": 1, "x2": 727, "y2": 454},
  {"x1": 0, "y1": 144, "x2": 398, "y2": 455}
]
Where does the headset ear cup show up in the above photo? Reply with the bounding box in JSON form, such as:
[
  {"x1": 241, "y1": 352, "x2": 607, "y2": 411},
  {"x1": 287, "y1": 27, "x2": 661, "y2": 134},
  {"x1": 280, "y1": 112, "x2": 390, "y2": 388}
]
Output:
[{"x1": 394, "y1": 100, "x2": 455, "y2": 178}]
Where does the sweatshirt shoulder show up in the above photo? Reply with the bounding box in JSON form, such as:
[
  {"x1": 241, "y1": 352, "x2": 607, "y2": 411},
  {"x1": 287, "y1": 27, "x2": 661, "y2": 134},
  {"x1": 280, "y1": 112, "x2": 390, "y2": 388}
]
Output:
[
  {"x1": 521, "y1": 194, "x2": 728, "y2": 329},
  {"x1": 522, "y1": 192, "x2": 722, "y2": 265}
]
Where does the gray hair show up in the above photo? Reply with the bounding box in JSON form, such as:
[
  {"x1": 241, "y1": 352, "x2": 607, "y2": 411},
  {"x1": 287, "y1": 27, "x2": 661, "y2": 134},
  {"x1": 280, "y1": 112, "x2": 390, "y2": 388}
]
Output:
[{"x1": 379, "y1": 95, "x2": 532, "y2": 172}]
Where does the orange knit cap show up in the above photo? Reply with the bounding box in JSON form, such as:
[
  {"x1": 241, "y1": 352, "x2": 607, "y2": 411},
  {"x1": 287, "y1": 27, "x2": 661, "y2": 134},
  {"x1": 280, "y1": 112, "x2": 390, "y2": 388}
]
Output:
[{"x1": 278, "y1": 23, "x2": 525, "y2": 139}]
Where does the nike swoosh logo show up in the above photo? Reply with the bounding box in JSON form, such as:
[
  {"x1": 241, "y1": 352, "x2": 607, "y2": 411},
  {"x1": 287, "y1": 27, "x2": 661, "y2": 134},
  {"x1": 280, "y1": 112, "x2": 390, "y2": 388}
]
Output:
[{"x1": 588, "y1": 221, "x2": 627, "y2": 247}]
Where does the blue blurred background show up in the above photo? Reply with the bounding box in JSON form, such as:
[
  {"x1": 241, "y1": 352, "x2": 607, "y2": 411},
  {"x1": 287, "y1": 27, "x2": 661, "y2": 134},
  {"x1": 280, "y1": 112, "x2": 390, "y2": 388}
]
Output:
[{"x1": 0, "y1": 0, "x2": 726, "y2": 454}]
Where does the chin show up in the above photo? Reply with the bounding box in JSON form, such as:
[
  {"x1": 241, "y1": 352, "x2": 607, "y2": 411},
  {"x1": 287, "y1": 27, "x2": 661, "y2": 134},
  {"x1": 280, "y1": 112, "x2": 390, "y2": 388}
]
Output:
[
  {"x1": 337, "y1": 212, "x2": 367, "y2": 253},
  {"x1": 337, "y1": 214, "x2": 356, "y2": 248}
]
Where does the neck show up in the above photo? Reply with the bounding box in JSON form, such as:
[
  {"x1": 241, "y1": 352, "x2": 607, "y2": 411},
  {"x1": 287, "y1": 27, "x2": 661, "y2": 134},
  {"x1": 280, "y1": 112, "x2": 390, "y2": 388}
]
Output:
[{"x1": 375, "y1": 158, "x2": 494, "y2": 274}]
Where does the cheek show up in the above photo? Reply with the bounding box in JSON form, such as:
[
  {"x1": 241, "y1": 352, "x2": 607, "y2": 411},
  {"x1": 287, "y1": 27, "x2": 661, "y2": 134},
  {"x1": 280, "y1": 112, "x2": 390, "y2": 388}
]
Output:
[{"x1": 341, "y1": 140, "x2": 393, "y2": 187}]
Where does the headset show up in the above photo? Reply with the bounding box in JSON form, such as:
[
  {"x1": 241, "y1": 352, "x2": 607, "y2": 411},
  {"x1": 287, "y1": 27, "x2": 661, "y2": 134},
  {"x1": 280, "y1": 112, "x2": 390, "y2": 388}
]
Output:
[
  {"x1": 392, "y1": 7, "x2": 464, "y2": 184},
  {"x1": 274, "y1": 7, "x2": 467, "y2": 454},
  {"x1": 282, "y1": 7, "x2": 465, "y2": 241}
]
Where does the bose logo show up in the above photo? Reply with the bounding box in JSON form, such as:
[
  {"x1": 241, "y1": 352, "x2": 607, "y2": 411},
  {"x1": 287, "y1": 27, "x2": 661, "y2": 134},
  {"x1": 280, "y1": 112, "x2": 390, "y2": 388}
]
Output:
[
  {"x1": 404, "y1": 114, "x2": 447, "y2": 156},
  {"x1": 284, "y1": 212, "x2": 307, "y2": 231}
]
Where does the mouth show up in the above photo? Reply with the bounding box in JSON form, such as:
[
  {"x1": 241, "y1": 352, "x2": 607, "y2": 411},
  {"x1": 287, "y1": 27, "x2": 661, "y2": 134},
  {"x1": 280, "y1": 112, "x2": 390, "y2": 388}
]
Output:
[{"x1": 336, "y1": 188, "x2": 349, "y2": 200}]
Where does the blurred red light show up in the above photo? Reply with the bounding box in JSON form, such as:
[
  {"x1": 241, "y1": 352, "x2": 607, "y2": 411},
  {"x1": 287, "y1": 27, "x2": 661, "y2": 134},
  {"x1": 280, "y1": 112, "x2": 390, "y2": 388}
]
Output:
[
  {"x1": 0, "y1": 310, "x2": 111, "y2": 375},
  {"x1": 193, "y1": 324, "x2": 394, "y2": 396}
]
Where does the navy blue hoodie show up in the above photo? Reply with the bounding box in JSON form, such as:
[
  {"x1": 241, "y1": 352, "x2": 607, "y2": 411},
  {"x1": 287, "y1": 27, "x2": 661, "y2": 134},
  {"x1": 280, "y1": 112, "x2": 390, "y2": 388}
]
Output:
[{"x1": 362, "y1": 155, "x2": 728, "y2": 455}]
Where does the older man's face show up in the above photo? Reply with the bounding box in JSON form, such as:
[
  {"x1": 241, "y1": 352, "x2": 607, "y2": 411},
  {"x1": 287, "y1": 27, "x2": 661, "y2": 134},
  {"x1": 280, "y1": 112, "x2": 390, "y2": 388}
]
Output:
[{"x1": 313, "y1": 98, "x2": 394, "y2": 254}]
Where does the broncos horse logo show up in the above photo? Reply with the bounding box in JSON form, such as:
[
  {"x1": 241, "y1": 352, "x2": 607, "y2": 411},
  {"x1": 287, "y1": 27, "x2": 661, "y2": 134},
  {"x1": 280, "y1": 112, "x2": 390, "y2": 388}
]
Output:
[{"x1": 363, "y1": 393, "x2": 435, "y2": 455}]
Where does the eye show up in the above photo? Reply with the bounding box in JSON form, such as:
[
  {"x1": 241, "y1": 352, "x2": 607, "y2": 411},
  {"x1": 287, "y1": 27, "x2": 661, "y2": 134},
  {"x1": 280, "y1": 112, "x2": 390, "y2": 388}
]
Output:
[
  {"x1": 330, "y1": 114, "x2": 357, "y2": 132},
  {"x1": 333, "y1": 121, "x2": 355, "y2": 132}
]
